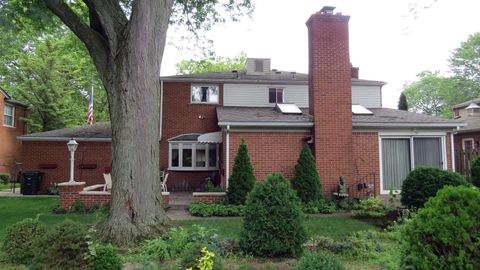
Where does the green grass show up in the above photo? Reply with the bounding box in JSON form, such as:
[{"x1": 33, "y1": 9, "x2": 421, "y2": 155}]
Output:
[
  {"x1": 0, "y1": 183, "x2": 13, "y2": 190},
  {"x1": 0, "y1": 197, "x2": 105, "y2": 239},
  {"x1": 176, "y1": 216, "x2": 377, "y2": 240}
]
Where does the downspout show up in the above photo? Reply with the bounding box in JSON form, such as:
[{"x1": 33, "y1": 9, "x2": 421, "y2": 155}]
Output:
[
  {"x1": 451, "y1": 127, "x2": 458, "y2": 172},
  {"x1": 159, "y1": 80, "x2": 163, "y2": 140},
  {"x1": 226, "y1": 125, "x2": 230, "y2": 190}
]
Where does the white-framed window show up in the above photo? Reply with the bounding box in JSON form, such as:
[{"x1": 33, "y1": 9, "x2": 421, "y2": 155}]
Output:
[
  {"x1": 169, "y1": 142, "x2": 219, "y2": 170},
  {"x1": 268, "y1": 88, "x2": 284, "y2": 103},
  {"x1": 191, "y1": 85, "x2": 219, "y2": 104},
  {"x1": 3, "y1": 104, "x2": 14, "y2": 127},
  {"x1": 380, "y1": 136, "x2": 445, "y2": 193}
]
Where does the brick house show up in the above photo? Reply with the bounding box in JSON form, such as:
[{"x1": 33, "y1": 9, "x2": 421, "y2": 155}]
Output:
[
  {"x1": 452, "y1": 99, "x2": 480, "y2": 173},
  {"x1": 0, "y1": 88, "x2": 27, "y2": 174},
  {"x1": 18, "y1": 7, "x2": 463, "y2": 196}
]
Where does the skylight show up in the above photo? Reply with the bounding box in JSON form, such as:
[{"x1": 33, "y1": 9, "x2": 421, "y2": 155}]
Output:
[
  {"x1": 275, "y1": 103, "x2": 302, "y2": 114},
  {"x1": 352, "y1": 104, "x2": 373, "y2": 115}
]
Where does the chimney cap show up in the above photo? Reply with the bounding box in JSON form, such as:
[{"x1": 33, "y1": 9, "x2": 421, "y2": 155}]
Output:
[{"x1": 320, "y1": 6, "x2": 336, "y2": 14}]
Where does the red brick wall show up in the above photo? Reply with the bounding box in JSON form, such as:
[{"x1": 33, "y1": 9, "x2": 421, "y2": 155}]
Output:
[
  {"x1": 454, "y1": 131, "x2": 480, "y2": 171},
  {"x1": 307, "y1": 11, "x2": 354, "y2": 196},
  {"x1": 160, "y1": 81, "x2": 223, "y2": 190},
  {"x1": 352, "y1": 132, "x2": 380, "y2": 195},
  {"x1": 228, "y1": 131, "x2": 309, "y2": 182},
  {"x1": 21, "y1": 141, "x2": 111, "y2": 191},
  {"x1": 446, "y1": 132, "x2": 453, "y2": 170},
  {"x1": 0, "y1": 99, "x2": 27, "y2": 174},
  {"x1": 193, "y1": 193, "x2": 226, "y2": 203}
]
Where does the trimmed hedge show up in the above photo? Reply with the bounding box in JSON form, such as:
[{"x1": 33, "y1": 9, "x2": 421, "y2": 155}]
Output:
[
  {"x1": 239, "y1": 173, "x2": 306, "y2": 257},
  {"x1": 188, "y1": 202, "x2": 244, "y2": 217},
  {"x1": 400, "y1": 167, "x2": 468, "y2": 208},
  {"x1": 1, "y1": 219, "x2": 46, "y2": 265},
  {"x1": 401, "y1": 186, "x2": 480, "y2": 269},
  {"x1": 226, "y1": 139, "x2": 256, "y2": 205}
]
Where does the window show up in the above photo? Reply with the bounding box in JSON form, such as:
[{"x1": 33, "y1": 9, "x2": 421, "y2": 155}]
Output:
[
  {"x1": 381, "y1": 137, "x2": 444, "y2": 192},
  {"x1": 191, "y1": 85, "x2": 219, "y2": 104},
  {"x1": 3, "y1": 104, "x2": 14, "y2": 127},
  {"x1": 269, "y1": 88, "x2": 284, "y2": 103},
  {"x1": 169, "y1": 142, "x2": 219, "y2": 170}
]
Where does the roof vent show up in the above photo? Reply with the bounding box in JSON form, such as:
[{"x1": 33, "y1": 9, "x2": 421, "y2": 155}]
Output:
[
  {"x1": 352, "y1": 104, "x2": 373, "y2": 115},
  {"x1": 232, "y1": 70, "x2": 239, "y2": 79},
  {"x1": 291, "y1": 71, "x2": 296, "y2": 79},
  {"x1": 466, "y1": 102, "x2": 480, "y2": 116},
  {"x1": 275, "y1": 103, "x2": 302, "y2": 114},
  {"x1": 320, "y1": 6, "x2": 335, "y2": 14},
  {"x1": 245, "y1": 58, "x2": 271, "y2": 74}
]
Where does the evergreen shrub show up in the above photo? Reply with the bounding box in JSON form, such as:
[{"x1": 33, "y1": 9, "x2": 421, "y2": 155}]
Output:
[
  {"x1": 401, "y1": 186, "x2": 480, "y2": 269},
  {"x1": 295, "y1": 252, "x2": 345, "y2": 270},
  {"x1": 291, "y1": 144, "x2": 322, "y2": 203},
  {"x1": 1, "y1": 218, "x2": 46, "y2": 265},
  {"x1": 470, "y1": 155, "x2": 480, "y2": 187},
  {"x1": 239, "y1": 173, "x2": 306, "y2": 257},
  {"x1": 90, "y1": 243, "x2": 122, "y2": 270},
  {"x1": 400, "y1": 167, "x2": 468, "y2": 208},
  {"x1": 226, "y1": 139, "x2": 256, "y2": 205}
]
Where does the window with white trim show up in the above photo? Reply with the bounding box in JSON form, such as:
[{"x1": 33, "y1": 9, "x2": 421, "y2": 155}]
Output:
[
  {"x1": 169, "y1": 142, "x2": 219, "y2": 170},
  {"x1": 191, "y1": 85, "x2": 219, "y2": 104},
  {"x1": 268, "y1": 88, "x2": 283, "y2": 103},
  {"x1": 3, "y1": 104, "x2": 14, "y2": 127}
]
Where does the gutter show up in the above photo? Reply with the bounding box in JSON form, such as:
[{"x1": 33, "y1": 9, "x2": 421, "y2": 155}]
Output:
[
  {"x1": 451, "y1": 129, "x2": 456, "y2": 172},
  {"x1": 159, "y1": 79, "x2": 164, "y2": 140},
  {"x1": 353, "y1": 122, "x2": 466, "y2": 128},
  {"x1": 17, "y1": 136, "x2": 111, "y2": 142},
  {"x1": 218, "y1": 121, "x2": 314, "y2": 127}
]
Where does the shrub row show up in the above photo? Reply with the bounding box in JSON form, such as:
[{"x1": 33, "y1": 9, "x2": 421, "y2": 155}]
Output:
[{"x1": 188, "y1": 202, "x2": 244, "y2": 217}]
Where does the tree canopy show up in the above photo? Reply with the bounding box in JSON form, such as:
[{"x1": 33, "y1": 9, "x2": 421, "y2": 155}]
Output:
[{"x1": 176, "y1": 52, "x2": 246, "y2": 74}]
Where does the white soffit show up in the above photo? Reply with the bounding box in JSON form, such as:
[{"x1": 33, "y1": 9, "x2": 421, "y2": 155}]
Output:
[
  {"x1": 352, "y1": 104, "x2": 373, "y2": 115},
  {"x1": 197, "y1": 132, "x2": 222, "y2": 143},
  {"x1": 276, "y1": 103, "x2": 302, "y2": 114}
]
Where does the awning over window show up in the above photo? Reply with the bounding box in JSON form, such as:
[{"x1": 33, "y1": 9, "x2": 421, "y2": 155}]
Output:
[{"x1": 197, "y1": 132, "x2": 222, "y2": 144}]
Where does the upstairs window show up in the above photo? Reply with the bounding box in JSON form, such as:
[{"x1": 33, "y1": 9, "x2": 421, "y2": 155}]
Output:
[
  {"x1": 269, "y1": 88, "x2": 284, "y2": 103},
  {"x1": 3, "y1": 104, "x2": 14, "y2": 127},
  {"x1": 191, "y1": 85, "x2": 219, "y2": 104}
]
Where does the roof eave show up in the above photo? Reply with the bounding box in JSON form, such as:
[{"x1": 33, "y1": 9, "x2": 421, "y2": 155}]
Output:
[
  {"x1": 18, "y1": 136, "x2": 111, "y2": 142},
  {"x1": 353, "y1": 122, "x2": 466, "y2": 128},
  {"x1": 218, "y1": 121, "x2": 313, "y2": 127}
]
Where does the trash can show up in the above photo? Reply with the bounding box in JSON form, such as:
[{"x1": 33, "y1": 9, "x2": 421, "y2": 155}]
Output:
[{"x1": 21, "y1": 171, "x2": 44, "y2": 195}]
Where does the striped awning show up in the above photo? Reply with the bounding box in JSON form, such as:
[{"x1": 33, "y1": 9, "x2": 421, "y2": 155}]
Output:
[{"x1": 197, "y1": 131, "x2": 222, "y2": 143}]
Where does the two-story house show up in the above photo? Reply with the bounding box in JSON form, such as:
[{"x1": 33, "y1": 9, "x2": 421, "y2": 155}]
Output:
[
  {"x1": 0, "y1": 88, "x2": 27, "y2": 174},
  {"x1": 452, "y1": 99, "x2": 480, "y2": 173},
  {"x1": 18, "y1": 7, "x2": 463, "y2": 196}
]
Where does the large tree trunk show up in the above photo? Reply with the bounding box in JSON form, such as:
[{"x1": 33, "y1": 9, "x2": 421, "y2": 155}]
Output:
[{"x1": 44, "y1": 0, "x2": 174, "y2": 246}]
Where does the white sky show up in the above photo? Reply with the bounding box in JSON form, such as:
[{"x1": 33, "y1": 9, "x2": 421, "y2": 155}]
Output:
[{"x1": 161, "y1": 0, "x2": 480, "y2": 108}]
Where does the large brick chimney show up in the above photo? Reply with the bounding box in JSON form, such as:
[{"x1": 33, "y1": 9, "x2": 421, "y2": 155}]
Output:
[{"x1": 306, "y1": 6, "x2": 354, "y2": 195}]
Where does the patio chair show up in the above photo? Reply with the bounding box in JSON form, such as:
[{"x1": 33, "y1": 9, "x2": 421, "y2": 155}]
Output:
[
  {"x1": 83, "y1": 173, "x2": 112, "y2": 192},
  {"x1": 161, "y1": 173, "x2": 169, "y2": 192}
]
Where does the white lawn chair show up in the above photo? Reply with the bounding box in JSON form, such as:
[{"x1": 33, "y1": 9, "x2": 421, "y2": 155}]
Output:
[
  {"x1": 83, "y1": 173, "x2": 112, "y2": 192},
  {"x1": 161, "y1": 173, "x2": 168, "y2": 192}
]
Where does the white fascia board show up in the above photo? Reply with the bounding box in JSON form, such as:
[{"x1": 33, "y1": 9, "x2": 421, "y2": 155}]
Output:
[
  {"x1": 353, "y1": 122, "x2": 465, "y2": 128},
  {"x1": 17, "y1": 136, "x2": 111, "y2": 142},
  {"x1": 218, "y1": 121, "x2": 313, "y2": 127}
]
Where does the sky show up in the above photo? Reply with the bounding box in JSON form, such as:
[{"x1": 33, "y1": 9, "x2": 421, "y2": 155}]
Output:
[{"x1": 160, "y1": 0, "x2": 480, "y2": 108}]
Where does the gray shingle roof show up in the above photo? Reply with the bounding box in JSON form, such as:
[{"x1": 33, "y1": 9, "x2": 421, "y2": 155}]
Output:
[
  {"x1": 456, "y1": 116, "x2": 480, "y2": 133},
  {"x1": 161, "y1": 71, "x2": 385, "y2": 86},
  {"x1": 353, "y1": 108, "x2": 464, "y2": 127},
  {"x1": 453, "y1": 98, "x2": 480, "y2": 109},
  {"x1": 18, "y1": 122, "x2": 111, "y2": 141},
  {"x1": 217, "y1": 107, "x2": 314, "y2": 126}
]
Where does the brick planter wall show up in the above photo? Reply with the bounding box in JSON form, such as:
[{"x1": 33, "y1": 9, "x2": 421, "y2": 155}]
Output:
[
  {"x1": 192, "y1": 192, "x2": 226, "y2": 203},
  {"x1": 59, "y1": 182, "x2": 170, "y2": 209}
]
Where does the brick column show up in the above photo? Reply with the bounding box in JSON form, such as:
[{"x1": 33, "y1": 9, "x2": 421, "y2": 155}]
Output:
[{"x1": 58, "y1": 182, "x2": 85, "y2": 209}]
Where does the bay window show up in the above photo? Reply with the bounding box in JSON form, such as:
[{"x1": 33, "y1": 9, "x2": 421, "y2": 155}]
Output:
[{"x1": 169, "y1": 142, "x2": 219, "y2": 170}]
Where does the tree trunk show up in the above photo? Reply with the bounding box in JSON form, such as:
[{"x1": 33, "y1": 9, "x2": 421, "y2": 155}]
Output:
[{"x1": 94, "y1": 1, "x2": 174, "y2": 245}]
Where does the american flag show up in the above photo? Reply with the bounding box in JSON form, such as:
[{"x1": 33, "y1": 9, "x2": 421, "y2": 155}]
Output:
[{"x1": 87, "y1": 88, "x2": 94, "y2": 125}]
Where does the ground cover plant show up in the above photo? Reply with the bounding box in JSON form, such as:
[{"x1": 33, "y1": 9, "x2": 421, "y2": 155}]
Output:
[
  {"x1": 400, "y1": 167, "x2": 468, "y2": 208},
  {"x1": 188, "y1": 202, "x2": 244, "y2": 217}
]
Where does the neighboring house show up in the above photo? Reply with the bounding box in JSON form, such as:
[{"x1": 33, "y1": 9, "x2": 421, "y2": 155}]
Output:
[
  {"x1": 452, "y1": 99, "x2": 480, "y2": 174},
  {"x1": 18, "y1": 7, "x2": 463, "y2": 195},
  {"x1": 0, "y1": 88, "x2": 27, "y2": 174}
]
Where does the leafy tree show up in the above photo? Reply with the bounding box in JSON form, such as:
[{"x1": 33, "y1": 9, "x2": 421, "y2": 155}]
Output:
[
  {"x1": 397, "y1": 92, "x2": 408, "y2": 111},
  {"x1": 291, "y1": 144, "x2": 322, "y2": 203},
  {"x1": 226, "y1": 139, "x2": 256, "y2": 205},
  {"x1": 3, "y1": 0, "x2": 252, "y2": 245},
  {"x1": 450, "y1": 32, "x2": 480, "y2": 95},
  {"x1": 176, "y1": 52, "x2": 246, "y2": 74}
]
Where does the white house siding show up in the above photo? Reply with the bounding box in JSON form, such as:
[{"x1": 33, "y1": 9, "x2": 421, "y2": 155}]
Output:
[
  {"x1": 224, "y1": 83, "x2": 381, "y2": 108},
  {"x1": 352, "y1": 85, "x2": 382, "y2": 108},
  {"x1": 223, "y1": 84, "x2": 309, "y2": 107}
]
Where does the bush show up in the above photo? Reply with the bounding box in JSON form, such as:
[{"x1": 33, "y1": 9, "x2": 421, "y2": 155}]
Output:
[
  {"x1": 1, "y1": 218, "x2": 46, "y2": 265},
  {"x1": 0, "y1": 173, "x2": 10, "y2": 184},
  {"x1": 470, "y1": 155, "x2": 480, "y2": 187},
  {"x1": 301, "y1": 199, "x2": 336, "y2": 214},
  {"x1": 179, "y1": 244, "x2": 226, "y2": 270},
  {"x1": 206, "y1": 179, "x2": 223, "y2": 192},
  {"x1": 312, "y1": 231, "x2": 384, "y2": 259},
  {"x1": 291, "y1": 144, "x2": 322, "y2": 204},
  {"x1": 400, "y1": 167, "x2": 468, "y2": 208},
  {"x1": 226, "y1": 139, "x2": 256, "y2": 205},
  {"x1": 188, "y1": 202, "x2": 244, "y2": 217},
  {"x1": 352, "y1": 197, "x2": 386, "y2": 218},
  {"x1": 295, "y1": 252, "x2": 345, "y2": 270},
  {"x1": 401, "y1": 186, "x2": 480, "y2": 269},
  {"x1": 32, "y1": 220, "x2": 90, "y2": 270},
  {"x1": 239, "y1": 173, "x2": 307, "y2": 257},
  {"x1": 90, "y1": 243, "x2": 122, "y2": 270},
  {"x1": 138, "y1": 238, "x2": 170, "y2": 263}
]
